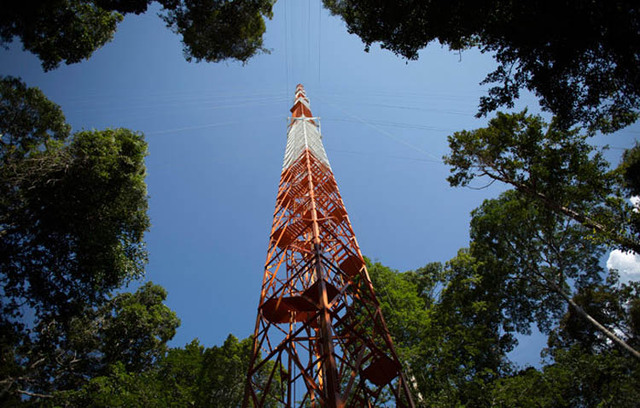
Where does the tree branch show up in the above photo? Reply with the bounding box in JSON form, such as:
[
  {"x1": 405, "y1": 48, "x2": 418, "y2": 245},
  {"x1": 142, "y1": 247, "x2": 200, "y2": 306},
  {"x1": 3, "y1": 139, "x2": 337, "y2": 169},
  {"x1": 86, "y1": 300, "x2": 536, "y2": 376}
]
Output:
[
  {"x1": 17, "y1": 389, "x2": 53, "y2": 399},
  {"x1": 488, "y1": 171, "x2": 640, "y2": 254}
]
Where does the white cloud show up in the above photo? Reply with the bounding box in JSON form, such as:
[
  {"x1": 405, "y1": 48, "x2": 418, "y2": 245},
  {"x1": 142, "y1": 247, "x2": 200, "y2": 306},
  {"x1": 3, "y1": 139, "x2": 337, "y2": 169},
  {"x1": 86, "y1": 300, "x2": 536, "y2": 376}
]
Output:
[
  {"x1": 607, "y1": 250, "x2": 640, "y2": 284},
  {"x1": 631, "y1": 196, "x2": 640, "y2": 213}
]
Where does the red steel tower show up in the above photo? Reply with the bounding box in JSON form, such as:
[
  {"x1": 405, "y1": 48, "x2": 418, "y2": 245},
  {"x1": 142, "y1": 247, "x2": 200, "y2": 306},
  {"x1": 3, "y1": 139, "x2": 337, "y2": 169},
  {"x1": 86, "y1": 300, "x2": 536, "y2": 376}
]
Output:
[{"x1": 243, "y1": 85, "x2": 414, "y2": 408}]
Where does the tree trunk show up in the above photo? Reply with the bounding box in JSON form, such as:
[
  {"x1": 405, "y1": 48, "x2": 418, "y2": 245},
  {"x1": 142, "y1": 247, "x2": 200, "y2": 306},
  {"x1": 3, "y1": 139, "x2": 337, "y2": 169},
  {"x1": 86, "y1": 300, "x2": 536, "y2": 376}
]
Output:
[{"x1": 535, "y1": 270, "x2": 640, "y2": 360}]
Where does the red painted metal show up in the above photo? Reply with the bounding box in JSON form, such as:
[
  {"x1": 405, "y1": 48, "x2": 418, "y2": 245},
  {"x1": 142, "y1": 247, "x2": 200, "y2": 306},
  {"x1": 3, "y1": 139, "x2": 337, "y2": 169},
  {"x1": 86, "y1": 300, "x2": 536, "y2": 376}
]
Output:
[{"x1": 243, "y1": 85, "x2": 415, "y2": 407}]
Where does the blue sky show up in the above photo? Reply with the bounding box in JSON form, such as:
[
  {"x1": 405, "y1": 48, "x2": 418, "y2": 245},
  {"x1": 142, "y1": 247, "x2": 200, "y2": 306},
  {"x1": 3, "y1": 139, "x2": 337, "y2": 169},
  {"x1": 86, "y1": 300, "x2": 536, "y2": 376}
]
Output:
[{"x1": 2, "y1": 0, "x2": 638, "y2": 368}]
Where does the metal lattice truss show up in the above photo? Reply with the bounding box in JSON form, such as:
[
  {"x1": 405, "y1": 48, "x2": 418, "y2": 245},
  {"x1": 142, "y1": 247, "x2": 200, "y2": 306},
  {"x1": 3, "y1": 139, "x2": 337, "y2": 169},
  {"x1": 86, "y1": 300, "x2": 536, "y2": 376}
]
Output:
[{"x1": 243, "y1": 85, "x2": 414, "y2": 408}]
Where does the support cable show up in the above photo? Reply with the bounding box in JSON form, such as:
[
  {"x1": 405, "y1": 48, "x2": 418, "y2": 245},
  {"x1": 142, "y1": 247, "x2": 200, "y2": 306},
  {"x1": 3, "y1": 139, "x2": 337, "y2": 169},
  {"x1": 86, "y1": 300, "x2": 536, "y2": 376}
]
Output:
[{"x1": 318, "y1": 96, "x2": 443, "y2": 162}]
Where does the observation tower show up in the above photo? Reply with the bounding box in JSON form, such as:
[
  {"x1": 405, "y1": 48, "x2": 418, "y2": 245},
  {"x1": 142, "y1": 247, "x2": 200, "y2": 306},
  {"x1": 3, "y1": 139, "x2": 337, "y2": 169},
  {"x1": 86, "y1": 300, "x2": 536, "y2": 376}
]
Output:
[{"x1": 243, "y1": 85, "x2": 414, "y2": 408}]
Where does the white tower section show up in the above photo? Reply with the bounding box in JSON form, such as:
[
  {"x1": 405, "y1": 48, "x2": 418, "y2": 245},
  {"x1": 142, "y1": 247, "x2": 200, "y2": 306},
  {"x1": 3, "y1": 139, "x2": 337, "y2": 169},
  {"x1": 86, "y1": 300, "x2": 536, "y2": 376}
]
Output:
[{"x1": 282, "y1": 87, "x2": 330, "y2": 171}]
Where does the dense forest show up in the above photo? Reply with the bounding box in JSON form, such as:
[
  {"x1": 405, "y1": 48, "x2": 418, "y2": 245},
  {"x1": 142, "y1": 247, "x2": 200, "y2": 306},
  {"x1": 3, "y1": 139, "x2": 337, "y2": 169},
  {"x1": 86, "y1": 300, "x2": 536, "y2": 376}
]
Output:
[{"x1": 1, "y1": 0, "x2": 639, "y2": 406}]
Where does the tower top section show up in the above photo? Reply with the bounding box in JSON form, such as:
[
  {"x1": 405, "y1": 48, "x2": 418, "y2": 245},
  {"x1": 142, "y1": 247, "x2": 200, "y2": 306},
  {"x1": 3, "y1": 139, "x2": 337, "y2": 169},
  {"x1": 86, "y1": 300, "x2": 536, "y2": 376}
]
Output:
[
  {"x1": 283, "y1": 84, "x2": 330, "y2": 171},
  {"x1": 290, "y1": 84, "x2": 312, "y2": 119}
]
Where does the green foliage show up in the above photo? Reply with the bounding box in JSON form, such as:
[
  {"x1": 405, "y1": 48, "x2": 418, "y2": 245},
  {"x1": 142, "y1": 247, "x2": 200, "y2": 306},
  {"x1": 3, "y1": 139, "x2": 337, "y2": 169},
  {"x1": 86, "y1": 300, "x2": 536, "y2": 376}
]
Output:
[
  {"x1": 196, "y1": 335, "x2": 252, "y2": 406},
  {"x1": 444, "y1": 112, "x2": 639, "y2": 356},
  {"x1": 100, "y1": 283, "x2": 180, "y2": 372},
  {"x1": 54, "y1": 334, "x2": 272, "y2": 408},
  {"x1": 0, "y1": 76, "x2": 71, "y2": 162},
  {"x1": 155, "y1": 340, "x2": 206, "y2": 405},
  {"x1": 0, "y1": 281, "x2": 179, "y2": 403},
  {"x1": 163, "y1": 0, "x2": 275, "y2": 64},
  {"x1": 323, "y1": 0, "x2": 640, "y2": 132},
  {"x1": 419, "y1": 251, "x2": 515, "y2": 407},
  {"x1": 54, "y1": 361, "x2": 168, "y2": 407},
  {"x1": 1, "y1": 78, "x2": 150, "y2": 332},
  {"x1": 445, "y1": 112, "x2": 604, "y2": 193},
  {"x1": 439, "y1": 109, "x2": 640, "y2": 403},
  {"x1": 1, "y1": 127, "x2": 150, "y2": 321},
  {"x1": 618, "y1": 143, "x2": 640, "y2": 238},
  {"x1": 620, "y1": 143, "x2": 640, "y2": 196},
  {"x1": 96, "y1": 0, "x2": 164, "y2": 15},
  {"x1": 366, "y1": 252, "x2": 514, "y2": 407},
  {"x1": 0, "y1": 73, "x2": 279, "y2": 407},
  {"x1": 366, "y1": 259, "x2": 429, "y2": 362},
  {"x1": 367, "y1": 252, "x2": 639, "y2": 407},
  {"x1": 1, "y1": 0, "x2": 274, "y2": 70}
]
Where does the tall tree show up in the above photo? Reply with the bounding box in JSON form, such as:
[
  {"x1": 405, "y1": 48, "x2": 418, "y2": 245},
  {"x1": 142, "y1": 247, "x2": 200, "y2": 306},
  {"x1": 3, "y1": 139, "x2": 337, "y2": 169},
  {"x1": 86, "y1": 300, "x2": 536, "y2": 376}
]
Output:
[
  {"x1": 0, "y1": 1, "x2": 123, "y2": 71},
  {"x1": 443, "y1": 111, "x2": 640, "y2": 358},
  {"x1": 1, "y1": 76, "x2": 149, "y2": 322},
  {"x1": 162, "y1": 0, "x2": 275, "y2": 64},
  {"x1": 323, "y1": 0, "x2": 640, "y2": 132},
  {"x1": 0, "y1": 76, "x2": 159, "y2": 401},
  {"x1": 619, "y1": 142, "x2": 640, "y2": 237},
  {"x1": 1, "y1": 0, "x2": 275, "y2": 70},
  {"x1": 1, "y1": 126, "x2": 150, "y2": 321}
]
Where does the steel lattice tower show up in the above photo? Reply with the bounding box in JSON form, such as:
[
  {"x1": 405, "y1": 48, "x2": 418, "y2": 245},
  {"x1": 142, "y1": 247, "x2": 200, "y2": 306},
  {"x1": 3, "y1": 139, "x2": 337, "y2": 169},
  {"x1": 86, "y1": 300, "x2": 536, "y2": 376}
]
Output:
[{"x1": 243, "y1": 85, "x2": 414, "y2": 408}]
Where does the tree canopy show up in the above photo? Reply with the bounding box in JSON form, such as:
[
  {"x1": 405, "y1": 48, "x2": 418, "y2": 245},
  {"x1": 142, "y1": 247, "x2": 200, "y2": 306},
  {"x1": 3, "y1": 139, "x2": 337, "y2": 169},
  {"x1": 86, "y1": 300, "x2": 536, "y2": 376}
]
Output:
[
  {"x1": 323, "y1": 0, "x2": 640, "y2": 133},
  {"x1": 1, "y1": 0, "x2": 275, "y2": 70},
  {"x1": 366, "y1": 250, "x2": 639, "y2": 407},
  {"x1": 54, "y1": 334, "x2": 260, "y2": 407},
  {"x1": 365, "y1": 255, "x2": 514, "y2": 407},
  {"x1": 2, "y1": 3, "x2": 640, "y2": 404},
  {"x1": 444, "y1": 111, "x2": 640, "y2": 358}
]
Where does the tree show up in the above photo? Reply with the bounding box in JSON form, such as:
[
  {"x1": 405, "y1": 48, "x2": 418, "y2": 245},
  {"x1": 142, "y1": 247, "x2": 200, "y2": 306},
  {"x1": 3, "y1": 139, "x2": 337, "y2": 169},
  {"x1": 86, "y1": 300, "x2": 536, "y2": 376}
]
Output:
[
  {"x1": 1, "y1": 0, "x2": 275, "y2": 70},
  {"x1": 1, "y1": 126, "x2": 150, "y2": 322},
  {"x1": 0, "y1": 1, "x2": 123, "y2": 71},
  {"x1": 0, "y1": 75, "x2": 280, "y2": 406},
  {"x1": 323, "y1": 0, "x2": 640, "y2": 133},
  {"x1": 367, "y1": 253, "x2": 640, "y2": 406},
  {"x1": 444, "y1": 111, "x2": 640, "y2": 255},
  {"x1": 162, "y1": 0, "x2": 275, "y2": 64},
  {"x1": 365, "y1": 259, "x2": 430, "y2": 365},
  {"x1": 196, "y1": 335, "x2": 255, "y2": 406},
  {"x1": 490, "y1": 350, "x2": 640, "y2": 408},
  {"x1": 56, "y1": 339, "x2": 206, "y2": 407},
  {"x1": 469, "y1": 189, "x2": 640, "y2": 359},
  {"x1": 619, "y1": 142, "x2": 640, "y2": 237},
  {"x1": 1, "y1": 76, "x2": 150, "y2": 319},
  {"x1": 99, "y1": 283, "x2": 181, "y2": 373},
  {"x1": 548, "y1": 276, "x2": 640, "y2": 353},
  {"x1": 620, "y1": 143, "x2": 640, "y2": 195},
  {"x1": 441, "y1": 111, "x2": 640, "y2": 358}
]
